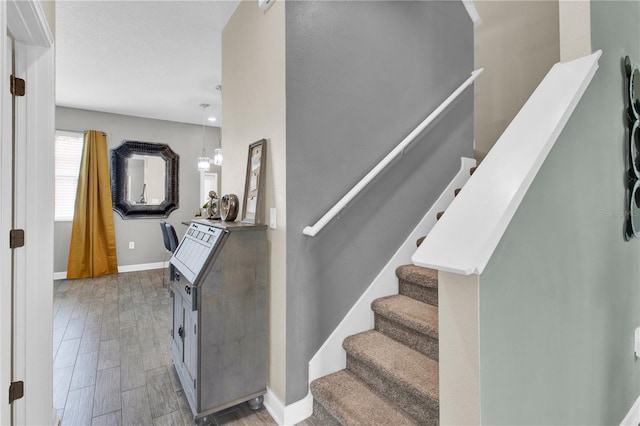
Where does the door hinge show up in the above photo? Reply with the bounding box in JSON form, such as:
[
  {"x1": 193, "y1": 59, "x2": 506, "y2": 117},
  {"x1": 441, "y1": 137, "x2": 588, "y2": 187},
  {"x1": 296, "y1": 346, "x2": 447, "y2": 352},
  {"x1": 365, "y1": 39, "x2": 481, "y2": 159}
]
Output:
[
  {"x1": 10, "y1": 75, "x2": 25, "y2": 97},
  {"x1": 9, "y1": 381, "x2": 24, "y2": 404},
  {"x1": 9, "y1": 229, "x2": 24, "y2": 249},
  {"x1": 194, "y1": 379, "x2": 196, "y2": 389},
  {"x1": 194, "y1": 324, "x2": 196, "y2": 334}
]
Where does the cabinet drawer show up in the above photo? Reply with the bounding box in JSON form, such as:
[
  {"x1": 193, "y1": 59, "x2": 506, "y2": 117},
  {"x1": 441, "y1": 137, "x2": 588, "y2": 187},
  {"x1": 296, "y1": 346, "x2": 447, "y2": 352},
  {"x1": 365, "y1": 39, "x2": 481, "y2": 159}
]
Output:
[{"x1": 172, "y1": 277, "x2": 198, "y2": 311}]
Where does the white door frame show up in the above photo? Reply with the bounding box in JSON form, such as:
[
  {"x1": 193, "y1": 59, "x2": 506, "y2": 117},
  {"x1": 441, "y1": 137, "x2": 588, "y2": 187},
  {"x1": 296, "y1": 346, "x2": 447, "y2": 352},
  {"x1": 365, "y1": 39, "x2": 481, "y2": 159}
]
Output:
[{"x1": 1, "y1": 1, "x2": 55, "y2": 425}]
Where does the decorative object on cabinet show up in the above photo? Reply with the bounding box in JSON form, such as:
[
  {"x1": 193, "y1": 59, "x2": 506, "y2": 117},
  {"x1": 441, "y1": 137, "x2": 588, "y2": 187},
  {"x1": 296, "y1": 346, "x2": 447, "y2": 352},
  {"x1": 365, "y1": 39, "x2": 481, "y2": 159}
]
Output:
[
  {"x1": 242, "y1": 139, "x2": 267, "y2": 224},
  {"x1": 625, "y1": 56, "x2": 640, "y2": 239},
  {"x1": 205, "y1": 191, "x2": 220, "y2": 220},
  {"x1": 111, "y1": 140, "x2": 179, "y2": 219},
  {"x1": 169, "y1": 220, "x2": 267, "y2": 423},
  {"x1": 220, "y1": 194, "x2": 239, "y2": 222}
]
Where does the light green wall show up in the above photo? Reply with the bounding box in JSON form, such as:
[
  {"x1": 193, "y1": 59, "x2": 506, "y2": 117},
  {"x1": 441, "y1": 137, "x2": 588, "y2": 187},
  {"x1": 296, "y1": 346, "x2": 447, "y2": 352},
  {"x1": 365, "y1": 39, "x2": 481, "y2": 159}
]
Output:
[{"x1": 479, "y1": 1, "x2": 640, "y2": 423}]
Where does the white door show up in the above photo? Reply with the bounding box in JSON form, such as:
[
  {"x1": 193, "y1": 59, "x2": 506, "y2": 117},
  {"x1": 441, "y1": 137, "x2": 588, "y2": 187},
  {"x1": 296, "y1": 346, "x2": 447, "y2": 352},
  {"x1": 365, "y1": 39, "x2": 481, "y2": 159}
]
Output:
[{"x1": 1, "y1": 1, "x2": 55, "y2": 424}]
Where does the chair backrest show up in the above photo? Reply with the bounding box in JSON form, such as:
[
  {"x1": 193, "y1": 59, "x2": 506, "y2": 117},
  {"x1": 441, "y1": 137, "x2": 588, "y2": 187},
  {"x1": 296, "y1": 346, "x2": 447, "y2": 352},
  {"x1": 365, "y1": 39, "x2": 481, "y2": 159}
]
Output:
[
  {"x1": 160, "y1": 220, "x2": 173, "y2": 253},
  {"x1": 164, "y1": 222, "x2": 179, "y2": 253}
]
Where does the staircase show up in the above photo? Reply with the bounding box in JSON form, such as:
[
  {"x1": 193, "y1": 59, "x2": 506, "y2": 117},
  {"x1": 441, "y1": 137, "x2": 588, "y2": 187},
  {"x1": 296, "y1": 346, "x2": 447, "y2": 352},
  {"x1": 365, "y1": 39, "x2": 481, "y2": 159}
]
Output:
[
  {"x1": 310, "y1": 262, "x2": 440, "y2": 425},
  {"x1": 309, "y1": 172, "x2": 475, "y2": 425}
]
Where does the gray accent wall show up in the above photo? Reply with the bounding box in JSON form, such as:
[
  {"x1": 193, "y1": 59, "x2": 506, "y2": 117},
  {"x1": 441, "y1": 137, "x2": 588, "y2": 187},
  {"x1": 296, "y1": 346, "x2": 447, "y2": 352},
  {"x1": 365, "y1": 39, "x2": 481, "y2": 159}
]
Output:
[
  {"x1": 285, "y1": 1, "x2": 473, "y2": 403},
  {"x1": 55, "y1": 107, "x2": 221, "y2": 273},
  {"x1": 479, "y1": 2, "x2": 640, "y2": 423}
]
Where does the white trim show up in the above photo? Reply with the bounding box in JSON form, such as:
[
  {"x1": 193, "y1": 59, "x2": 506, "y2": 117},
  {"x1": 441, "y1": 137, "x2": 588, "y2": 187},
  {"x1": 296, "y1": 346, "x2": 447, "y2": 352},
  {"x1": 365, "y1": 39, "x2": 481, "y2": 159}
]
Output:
[
  {"x1": 461, "y1": 0, "x2": 482, "y2": 27},
  {"x1": 264, "y1": 388, "x2": 313, "y2": 426},
  {"x1": 303, "y1": 70, "x2": 483, "y2": 237},
  {"x1": 306, "y1": 157, "x2": 476, "y2": 410},
  {"x1": 54, "y1": 262, "x2": 169, "y2": 280},
  {"x1": 118, "y1": 261, "x2": 168, "y2": 273},
  {"x1": 0, "y1": 19, "x2": 12, "y2": 426},
  {"x1": 621, "y1": 393, "x2": 640, "y2": 426},
  {"x1": 412, "y1": 51, "x2": 602, "y2": 275},
  {"x1": 3, "y1": 1, "x2": 55, "y2": 423}
]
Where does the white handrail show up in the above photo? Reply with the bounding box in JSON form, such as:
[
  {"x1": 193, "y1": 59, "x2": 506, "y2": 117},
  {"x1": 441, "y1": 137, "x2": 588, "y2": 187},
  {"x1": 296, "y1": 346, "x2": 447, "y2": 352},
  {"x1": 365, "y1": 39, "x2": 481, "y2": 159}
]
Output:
[{"x1": 302, "y1": 68, "x2": 484, "y2": 237}]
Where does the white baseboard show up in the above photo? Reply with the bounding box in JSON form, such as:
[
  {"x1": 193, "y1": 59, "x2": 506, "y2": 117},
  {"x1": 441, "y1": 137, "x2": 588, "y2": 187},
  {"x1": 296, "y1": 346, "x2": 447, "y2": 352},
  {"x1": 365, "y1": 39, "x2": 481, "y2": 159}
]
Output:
[
  {"x1": 621, "y1": 393, "x2": 640, "y2": 425},
  {"x1": 53, "y1": 261, "x2": 169, "y2": 280},
  {"x1": 307, "y1": 157, "x2": 476, "y2": 385},
  {"x1": 264, "y1": 388, "x2": 313, "y2": 426}
]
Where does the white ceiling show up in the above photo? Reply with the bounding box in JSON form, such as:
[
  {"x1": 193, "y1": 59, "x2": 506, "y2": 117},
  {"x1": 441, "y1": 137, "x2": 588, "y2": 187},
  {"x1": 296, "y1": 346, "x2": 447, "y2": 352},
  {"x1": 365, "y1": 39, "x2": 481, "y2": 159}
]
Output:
[{"x1": 55, "y1": 0, "x2": 240, "y2": 127}]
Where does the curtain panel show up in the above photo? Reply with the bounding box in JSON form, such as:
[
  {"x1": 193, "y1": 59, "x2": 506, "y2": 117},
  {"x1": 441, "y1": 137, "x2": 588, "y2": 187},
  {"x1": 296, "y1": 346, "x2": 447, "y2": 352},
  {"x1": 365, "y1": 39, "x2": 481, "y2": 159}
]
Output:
[{"x1": 67, "y1": 130, "x2": 118, "y2": 278}]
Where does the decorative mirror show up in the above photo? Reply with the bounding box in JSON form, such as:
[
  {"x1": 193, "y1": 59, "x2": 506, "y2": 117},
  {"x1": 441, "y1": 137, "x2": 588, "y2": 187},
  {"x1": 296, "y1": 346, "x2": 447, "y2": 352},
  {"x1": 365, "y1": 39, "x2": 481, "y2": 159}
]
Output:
[
  {"x1": 111, "y1": 140, "x2": 179, "y2": 219},
  {"x1": 625, "y1": 56, "x2": 640, "y2": 238}
]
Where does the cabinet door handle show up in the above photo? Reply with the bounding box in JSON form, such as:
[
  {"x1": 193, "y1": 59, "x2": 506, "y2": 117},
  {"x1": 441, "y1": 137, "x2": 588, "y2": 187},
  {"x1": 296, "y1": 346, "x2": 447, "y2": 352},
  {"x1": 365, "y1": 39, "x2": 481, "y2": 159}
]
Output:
[
  {"x1": 185, "y1": 286, "x2": 191, "y2": 295},
  {"x1": 178, "y1": 326, "x2": 184, "y2": 339}
]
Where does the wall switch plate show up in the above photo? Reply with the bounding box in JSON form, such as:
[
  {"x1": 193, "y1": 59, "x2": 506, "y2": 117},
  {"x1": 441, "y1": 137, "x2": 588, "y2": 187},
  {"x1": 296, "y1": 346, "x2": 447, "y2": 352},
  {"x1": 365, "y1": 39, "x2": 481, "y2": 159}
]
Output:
[
  {"x1": 635, "y1": 327, "x2": 640, "y2": 358},
  {"x1": 129, "y1": 241, "x2": 135, "y2": 249},
  {"x1": 269, "y1": 208, "x2": 277, "y2": 229}
]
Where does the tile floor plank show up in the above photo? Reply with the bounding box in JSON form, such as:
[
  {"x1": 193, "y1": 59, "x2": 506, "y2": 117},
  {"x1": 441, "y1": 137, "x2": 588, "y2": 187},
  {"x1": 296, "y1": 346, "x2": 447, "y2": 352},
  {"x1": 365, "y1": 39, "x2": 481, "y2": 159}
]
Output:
[
  {"x1": 53, "y1": 366, "x2": 74, "y2": 410},
  {"x1": 98, "y1": 338, "x2": 121, "y2": 370},
  {"x1": 120, "y1": 352, "x2": 146, "y2": 392},
  {"x1": 92, "y1": 410, "x2": 122, "y2": 426},
  {"x1": 63, "y1": 385, "x2": 94, "y2": 426},
  {"x1": 122, "y1": 386, "x2": 153, "y2": 426},
  {"x1": 146, "y1": 366, "x2": 179, "y2": 418},
  {"x1": 153, "y1": 411, "x2": 184, "y2": 426},
  {"x1": 93, "y1": 366, "x2": 121, "y2": 417},
  {"x1": 53, "y1": 338, "x2": 81, "y2": 369},
  {"x1": 70, "y1": 351, "x2": 99, "y2": 390}
]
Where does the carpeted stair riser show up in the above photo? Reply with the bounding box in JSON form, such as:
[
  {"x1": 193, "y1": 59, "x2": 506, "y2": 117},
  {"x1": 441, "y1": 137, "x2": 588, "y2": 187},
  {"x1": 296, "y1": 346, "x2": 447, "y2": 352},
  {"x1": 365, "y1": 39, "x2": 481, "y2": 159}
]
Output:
[
  {"x1": 399, "y1": 280, "x2": 438, "y2": 306},
  {"x1": 311, "y1": 401, "x2": 341, "y2": 426},
  {"x1": 371, "y1": 295, "x2": 439, "y2": 360},
  {"x1": 346, "y1": 354, "x2": 438, "y2": 425},
  {"x1": 374, "y1": 315, "x2": 438, "y2": 361},
  {"x1": 396, "y1": 265, "x2": 439, "y2": 307}
]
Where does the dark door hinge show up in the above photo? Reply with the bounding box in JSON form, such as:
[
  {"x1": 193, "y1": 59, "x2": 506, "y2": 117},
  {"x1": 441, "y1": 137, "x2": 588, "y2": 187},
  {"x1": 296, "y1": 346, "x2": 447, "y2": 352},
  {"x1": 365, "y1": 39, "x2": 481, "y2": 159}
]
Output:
[
  {"x1": 9, "y1": 381, "x2": 24, "y2": 404},
  {"x1": 194, "y1": 379, "x2": 196, "y2": 389},
  {"x1": 10, "y1": 75, "x2": 25, "y2": 97},
  {"x1": 10, "y1": 229, "x2": 24, "y2": 249}
]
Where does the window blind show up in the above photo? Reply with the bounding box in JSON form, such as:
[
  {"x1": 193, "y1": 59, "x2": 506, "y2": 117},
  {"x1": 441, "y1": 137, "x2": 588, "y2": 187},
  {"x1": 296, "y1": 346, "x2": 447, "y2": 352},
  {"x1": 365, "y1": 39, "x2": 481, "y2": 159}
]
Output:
[{"x1": 54, "y1": 130, "x2": 84, "y2": 221}]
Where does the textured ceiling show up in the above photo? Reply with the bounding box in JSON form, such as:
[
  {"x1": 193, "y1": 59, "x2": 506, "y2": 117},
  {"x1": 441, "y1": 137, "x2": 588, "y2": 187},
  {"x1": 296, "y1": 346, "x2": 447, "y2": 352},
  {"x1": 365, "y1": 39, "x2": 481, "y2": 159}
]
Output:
[{"x1": 56, "y1": 0, "x2": 240, "y2": 127}]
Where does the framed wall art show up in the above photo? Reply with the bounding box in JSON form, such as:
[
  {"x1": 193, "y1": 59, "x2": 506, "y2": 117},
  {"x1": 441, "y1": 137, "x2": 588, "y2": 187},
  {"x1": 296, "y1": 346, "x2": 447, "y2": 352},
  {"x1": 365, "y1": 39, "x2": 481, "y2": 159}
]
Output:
[{"x1": 242, "y1": 139, "x2": 267, "y2": 224}]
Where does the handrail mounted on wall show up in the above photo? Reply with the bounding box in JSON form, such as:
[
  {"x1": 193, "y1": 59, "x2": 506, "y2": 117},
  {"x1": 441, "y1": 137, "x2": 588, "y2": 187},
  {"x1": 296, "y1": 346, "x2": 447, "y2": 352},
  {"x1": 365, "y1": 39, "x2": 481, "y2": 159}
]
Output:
[{"x1": 302, "y1": 69, "x2": 484, "y2": 237}]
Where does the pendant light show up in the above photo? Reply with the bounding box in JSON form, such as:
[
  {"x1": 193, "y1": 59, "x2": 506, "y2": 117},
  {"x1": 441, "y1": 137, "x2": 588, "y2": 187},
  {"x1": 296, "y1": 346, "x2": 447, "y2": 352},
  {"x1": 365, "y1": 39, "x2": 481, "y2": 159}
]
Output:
[
  {"x1": 213, "y1": 84, "x2": 223, "y2": 166},
  {"x1": 197, "y1": 103, "x2": 211, "y2": 172}
]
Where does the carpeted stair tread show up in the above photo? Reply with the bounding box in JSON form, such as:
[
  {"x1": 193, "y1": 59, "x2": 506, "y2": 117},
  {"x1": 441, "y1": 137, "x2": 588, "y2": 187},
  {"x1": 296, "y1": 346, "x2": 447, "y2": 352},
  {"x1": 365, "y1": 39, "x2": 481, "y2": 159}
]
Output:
[
  {"x1": 310, "y1": 370, "x2": 418, "y2": 425},
  {"x1": 396, "y1": 264, "x2": 438, "y2": 288},
  {"x1": 343, "y1": 330, "x2": 439, "y2": 404},
  {"x1": 372, "y1": 295, "x2": 438, "y2": 340}
]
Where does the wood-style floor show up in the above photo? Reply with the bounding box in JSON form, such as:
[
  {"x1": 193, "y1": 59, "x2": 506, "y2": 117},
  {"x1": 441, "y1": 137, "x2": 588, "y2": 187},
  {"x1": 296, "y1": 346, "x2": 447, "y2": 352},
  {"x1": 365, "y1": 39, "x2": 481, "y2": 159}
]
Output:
[{"x1": 53, "y1": 269, "x2": 281, "y2": 426}]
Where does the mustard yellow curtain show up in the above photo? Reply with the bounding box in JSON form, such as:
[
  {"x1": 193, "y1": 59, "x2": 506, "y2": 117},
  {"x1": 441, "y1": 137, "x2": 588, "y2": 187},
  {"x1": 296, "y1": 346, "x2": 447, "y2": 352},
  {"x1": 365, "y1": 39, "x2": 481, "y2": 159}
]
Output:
[{"x1": 67, "y1": 130, "x2": 118, "y2": 278}]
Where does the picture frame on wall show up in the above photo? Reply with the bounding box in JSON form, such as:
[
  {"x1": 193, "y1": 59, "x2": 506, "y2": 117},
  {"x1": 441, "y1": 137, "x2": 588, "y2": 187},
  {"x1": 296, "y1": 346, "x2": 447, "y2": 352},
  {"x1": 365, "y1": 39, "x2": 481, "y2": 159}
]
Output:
[{"x1": 242, "y1": 139, "x2": 267, "y2": 224}]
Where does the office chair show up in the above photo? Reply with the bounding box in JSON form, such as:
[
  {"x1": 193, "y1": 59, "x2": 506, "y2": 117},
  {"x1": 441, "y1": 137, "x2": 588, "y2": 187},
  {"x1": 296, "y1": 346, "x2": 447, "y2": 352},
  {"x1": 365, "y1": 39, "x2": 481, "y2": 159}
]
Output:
[{"x1": 160, "y1": 220, "x2": 179, "y2": 284}]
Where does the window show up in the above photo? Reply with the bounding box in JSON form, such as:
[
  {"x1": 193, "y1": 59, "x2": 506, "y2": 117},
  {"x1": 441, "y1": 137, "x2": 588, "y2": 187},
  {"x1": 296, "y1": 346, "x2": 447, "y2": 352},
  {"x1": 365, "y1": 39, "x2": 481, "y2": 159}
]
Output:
[{"x1": 54, "y1": 130, "x2": 83, "y2": 221}]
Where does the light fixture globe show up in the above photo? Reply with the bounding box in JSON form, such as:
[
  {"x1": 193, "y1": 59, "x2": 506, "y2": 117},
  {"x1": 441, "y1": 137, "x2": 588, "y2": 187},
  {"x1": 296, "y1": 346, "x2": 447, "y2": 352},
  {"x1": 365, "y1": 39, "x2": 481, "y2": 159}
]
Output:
[
  {"x1": 213, "y1": 148, "x2": 223, "y2": 166},
  {"x1": 198, "y1": 156, "x2": 211, "y2": 172}
]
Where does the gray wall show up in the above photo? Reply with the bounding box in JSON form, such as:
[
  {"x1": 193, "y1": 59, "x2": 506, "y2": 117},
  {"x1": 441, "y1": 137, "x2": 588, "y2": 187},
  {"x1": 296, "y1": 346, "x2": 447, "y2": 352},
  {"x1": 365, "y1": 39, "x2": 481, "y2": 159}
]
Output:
[
  {"x1": 479, "y1": 2, "x2": 640, "y2": 423},
  {"x1": 55, "y1": 107, "x2": 221, "y2": 273},
  {"x1": 285, "y1": 1, "x2": 474, "y2": 403}
]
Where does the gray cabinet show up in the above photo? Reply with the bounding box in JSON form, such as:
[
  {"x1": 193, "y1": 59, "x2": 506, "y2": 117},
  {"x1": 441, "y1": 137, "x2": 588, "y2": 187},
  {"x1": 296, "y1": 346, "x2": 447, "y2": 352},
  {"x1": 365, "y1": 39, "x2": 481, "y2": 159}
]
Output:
[{"x1": 169, "y1": 220, "x2": 267, "y2": 423}]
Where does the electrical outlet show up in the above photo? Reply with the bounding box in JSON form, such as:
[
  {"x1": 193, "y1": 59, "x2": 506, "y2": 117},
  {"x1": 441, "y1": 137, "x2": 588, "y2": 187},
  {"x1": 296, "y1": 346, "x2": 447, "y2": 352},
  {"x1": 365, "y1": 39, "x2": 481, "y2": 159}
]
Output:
[
  {"x1": 270, "y1": 208, "x2": 277, "y2": 229},
  {"x1": 635, "y1": 327, "x2": 640, "y2": 358},
  {"x1": 129, "y1": 241, "x2": 135, "y2": 250}
]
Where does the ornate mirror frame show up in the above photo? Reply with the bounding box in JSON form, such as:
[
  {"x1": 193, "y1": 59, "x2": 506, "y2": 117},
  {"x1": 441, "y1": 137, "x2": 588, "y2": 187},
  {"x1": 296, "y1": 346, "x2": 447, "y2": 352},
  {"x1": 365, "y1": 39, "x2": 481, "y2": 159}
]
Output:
[{"x1": 111, "y1": 140, "x2": 179, "y2": 219}]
